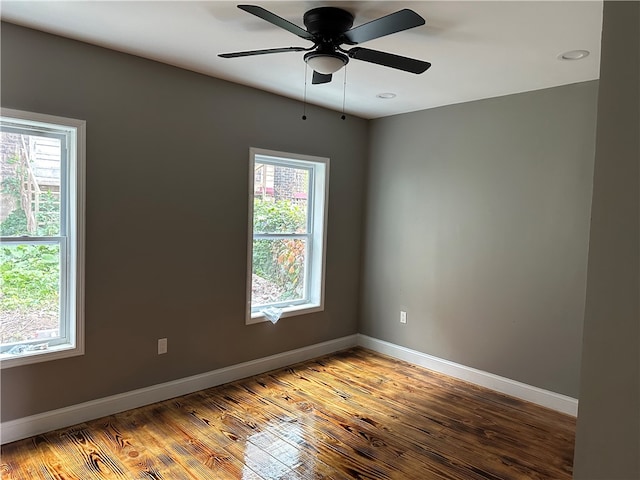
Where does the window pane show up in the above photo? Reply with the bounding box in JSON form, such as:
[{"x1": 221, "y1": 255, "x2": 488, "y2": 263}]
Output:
[
  {"x1": 251, "y1": 238, "x2": 306, "y2": 307},
  {"x1": 0, "y1": 243, "x2": 61, "y2": 349},
  {"x1": 253, "y1": 162, "x2": 308, "y2": 234},
  {"x1": 0, "y1": 132, "x2": 61, "y2": 237}
]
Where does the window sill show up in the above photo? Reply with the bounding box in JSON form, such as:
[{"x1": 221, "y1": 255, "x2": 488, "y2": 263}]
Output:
[
  {"x1": 0, "y1": 342, "x2": 83, "y2": 369},
  {"x1": 247, "y1": 303, "x2": 323, "y2": 325}
]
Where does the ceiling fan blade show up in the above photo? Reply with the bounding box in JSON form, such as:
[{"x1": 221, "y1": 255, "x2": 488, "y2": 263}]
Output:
[
  {"x1": 219, "y1": 46, "x2": 308, "y2": 58},
  {"x1": 312, "y1": 72, "x2": 332, "y2": 85},
  {"x1": 348, "y1": 47, "x2": 431, "y2": 74},
  {"x1": 238, "y1": 5, "x2": 314, "y2": 41},
  {"x1": 343, "y1": 9, "x2": 425, "y2": 45}
]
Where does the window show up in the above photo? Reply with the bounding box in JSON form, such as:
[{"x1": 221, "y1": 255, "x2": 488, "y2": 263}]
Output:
[
  {"x1": 247, "y1": 148, "x2": 329, "y2": 324},
  {"x1": 0, "y1": 109, "x2": 85, "y2": 368}
]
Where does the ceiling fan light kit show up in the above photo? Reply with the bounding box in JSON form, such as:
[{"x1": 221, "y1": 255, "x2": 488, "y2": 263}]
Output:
[
  {"x1": 220, "y1": 4, "x2": 431, "y2": 84},
  {"x1": 304, "y1": 51, "x2": 348, "y2": 75}
]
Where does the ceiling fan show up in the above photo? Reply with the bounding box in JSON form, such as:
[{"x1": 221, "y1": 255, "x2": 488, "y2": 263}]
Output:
[{"x1": 219, "y1": 5, "x2": 431, "y2": 85}]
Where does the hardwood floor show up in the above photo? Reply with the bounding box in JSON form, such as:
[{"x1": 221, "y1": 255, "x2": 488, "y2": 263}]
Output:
[{"x1": 0, "y1": 348, "x2": 576, "y2": 479}]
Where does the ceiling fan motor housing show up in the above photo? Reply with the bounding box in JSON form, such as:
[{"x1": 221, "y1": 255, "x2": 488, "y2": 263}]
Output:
[{"x1": 303, "y1": 7, "x2": 354, "y2": 41}]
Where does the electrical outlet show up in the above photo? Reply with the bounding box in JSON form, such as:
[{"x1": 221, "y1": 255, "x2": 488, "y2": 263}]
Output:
[
  {"x1": 400, "y1": 311, "x2": 407, "y2": 324},
  {"x1": 158, "y1": 338, "x2": 168, "y2": 355}
]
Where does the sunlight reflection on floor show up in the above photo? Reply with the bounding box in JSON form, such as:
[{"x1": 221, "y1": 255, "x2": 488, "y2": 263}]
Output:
[{"x1": 242, "y1": 417, "x2": 312, "y2": 478}]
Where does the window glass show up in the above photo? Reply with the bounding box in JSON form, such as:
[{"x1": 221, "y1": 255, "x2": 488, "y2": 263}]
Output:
[{"x1": 252, "y1": 238, "x2": 307, "y2": 305}]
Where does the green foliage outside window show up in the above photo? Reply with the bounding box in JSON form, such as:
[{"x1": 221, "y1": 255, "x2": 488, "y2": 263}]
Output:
[
  {"x1": 0, "y1": 177, "x2": 61, "y2": 319},
  {"x1": 0, "y1": 244, "x2": 60, "y2": 311},
  {"x1": 253, "y1": 198, "x2": 307, "y2": 302}
]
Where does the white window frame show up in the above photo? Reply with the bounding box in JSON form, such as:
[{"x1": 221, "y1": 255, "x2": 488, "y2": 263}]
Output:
[
  {"x1": 0, "y1": 108, "x2": 85, "y2": 368},
  {"x1": 247, "y1": 148, "x2": 329, "y2": 325}
]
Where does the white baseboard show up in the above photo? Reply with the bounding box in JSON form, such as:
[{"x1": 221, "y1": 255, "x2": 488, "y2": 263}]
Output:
[
  {"x1": 357, "y1": 334, "x2": 578, "y2": 417},
  {"x1": 1, "y1": 332, "x2": 578, "y2": 444},
  {"x1": 0, "y1": 334, "x2": 358, "y2": 445}
]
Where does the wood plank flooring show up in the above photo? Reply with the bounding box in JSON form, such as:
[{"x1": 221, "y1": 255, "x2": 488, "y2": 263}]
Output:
[{"x1": 0, "y1": 348, "x2": 576, "y2": 479}]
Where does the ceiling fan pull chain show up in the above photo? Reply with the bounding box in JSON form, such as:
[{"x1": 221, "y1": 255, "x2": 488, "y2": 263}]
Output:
[
  {"x1": 341, "y1": 66, "x2": 347, "y2": 120},
  {"x1": 302, "y1": 63, "x2": 308, "y2": 120}
]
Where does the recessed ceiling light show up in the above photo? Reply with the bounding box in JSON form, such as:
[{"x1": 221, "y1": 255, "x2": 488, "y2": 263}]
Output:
[
  {"x1": 558, "y1": 50, "x2": 590, "y2": 61},
  {"x1": 376, "y1": 92, "x2": 397, "y2": 99}
]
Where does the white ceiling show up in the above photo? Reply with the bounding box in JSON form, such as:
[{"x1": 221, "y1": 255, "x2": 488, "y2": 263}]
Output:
[{"x1": 1, "y1": 1, "x2": 603, "y2": 119}]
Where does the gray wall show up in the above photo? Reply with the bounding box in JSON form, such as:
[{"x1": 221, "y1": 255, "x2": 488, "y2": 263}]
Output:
[
  {"x1": 361, "y1": 82, "x2": 598, "y2": 398},
  {"x1": 0, "y1": 23, "x2": 368, "y2": 421},
  {"x1": 573, "y1": 1, "x2": 640, "y2": 478}
]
